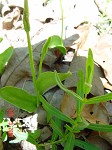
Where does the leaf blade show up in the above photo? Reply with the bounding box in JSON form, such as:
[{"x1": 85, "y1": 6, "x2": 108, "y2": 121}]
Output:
[
  {"x1": 37, "y1": 71, "x2": 71, "y2": 94},
  {"x1": 39, "y1": 35, "x2": 66, "y2": 75},
  {"x1": 87, "y1": 123, "x2": 112, "y2": 132},
  {"x1": 40, "y1": 95, "x2": 74, "y2": 125},
  {"x1": 86, "y1": 92, "x2": 112, "y2": 104},
  {"x1": 0, "y1": 86, "x2": 37, "y2": 112},
  {"x1": 55, "y1": 71, "x2": 83, "y2": 102},
  {"x1": 64, "y1": 132, "x2": 75, "y2": 150},
  {"x1": 85, "y1": 49, "x2": 94, "y2": 96},
  {"x1": 76, "y1": 70, "x2": 85, "y2": 114},
  {"x1": 0, "y1": 46, "x2": 13, "y2": 73},
  {"x1": 74, "y1": 139, "x2": 100, "y2": 150}
]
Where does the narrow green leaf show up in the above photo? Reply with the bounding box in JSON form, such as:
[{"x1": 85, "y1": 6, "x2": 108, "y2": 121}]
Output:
[
  {"x1": 37, "y1": 71, "x2": 71, "y2": 94},
  {"x1": 74, "y1": 139, "x2": 100, "y2": 150},
  {"x1": 50, "y1": 119, "x2": 63, "y2": 138},
  {"x1": 0, "y1": 86, "x2": 37, "y2": 112},
  {"x1": 0, "y1": 37, "x2": 3, "y2": 42},
  {"x1": 0, "y1": 46, "x2": 13, "y2": 73},
  {"x1": 86, "y1": 92, "x2": 112, "y2": 104},
  {"x1": 40, "y1": 95, "x2": 74, "y2": 125},
  {"x1": 77, "y1": 70, "x2": 85, "y2": 99},
  {"x1": 52, "y1": 145, "x2": 57, "y2": 150},
  {"x1": 85, "y1": 49, "x2": 94, "y2": 96},
  {"x1": 64, "y1": 132, "x2": 74, "y2": 150},
  {"x1": 0, "y1": 110, "x2": 4, "y2": 123},
  {"x1": 23, "y1": 0, "x2": 30, "y2": 32},
  {"x1": 55, "y1": 71, "x2": 83, "y2": 102},
  {"x1": 87, "y1": 123, "x2": 112, "y2": 132},
  {"x1": 51, "y1": 118, "x2": 62, "y2": 142},
  {"x1": 28, "y1": 130, "x2": 41, "y2": 140},
  {"x1": 39, "y1": 35, "x2": 66, "y2": 75},
  {"x1": 2, "y1": 132, "x2": 7, "y2": 142},
  {"x1": 76, "y1": 70, "x2": 85, "y2": 114},
  {"x1": 76, "y1": 117, "x2": 89, "y2": 131},
  {"x1": 38, "y1": 147, "x2": 44, "y2": 150},
  {"x1": 27, "y1": 130, "x2": 41, "y2": 146}
]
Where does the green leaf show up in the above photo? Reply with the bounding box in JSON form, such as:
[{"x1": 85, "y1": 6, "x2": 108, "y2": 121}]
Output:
[
  {"x1": 86, "y1": 92, "x2": 112, "y2": 104},
  {"x1": 40, "y1": 95, "x2": 74, "y2": 125},
  {"x1": 77, "y1": 70, "x2": 85, "y2": 99},
  {"x1": 87, "y1": 123, "x2": 112, "y2": 132},
  {"x1": 28, "y1": 130, "x2": 41, "y2": 140},
  {"x1": 85, "y1": 49, "x2": 94, "y2": 96},
  {"x1": 50, "y1": 119, "x2": 63, "y2": 138},
  {"x1": 74, "y1": 139, "x2": 100, "y2": 150},
  {"x1": 39, "y1": 35, "x2": 66, "y2": 75},
  {"x1": 2, "y1": 132, "x2": 7, "y2": 142},
  {"x1": 64, "y1": 132, "x2": 74, "y2": 150},
  {"x1": 0, "y1": 121, "x2": 8, "y2": 128},
  {"x1": 27, "y1": 130, "x2": 41, "y2": 146},
  {"x1": 48, "y1": 35, "x2": 66, "y2": 54},
  {"x1": 0, "y1": 46, "x2": 13, "y2": 74},
  {"x1": 37, "y1": 71, "x2": 71, "y2": 94},
  {"x1": 52, "y1": 145, "x2": 57, "y2": 150},
  {"x1": 76, "y1": 117, "x2": 89, "y2": 131},
  {"x1": 76, "y1": 70, "x2": 85, "y2": 114},
  {"x1": 55, "y1": 71, "x2": 83, "y2": 102},
  {"x1": 0, "y1": 110, "x2": 4, "y2": 123},
  {"x1": 0, "y1": 86, "x2": 37, "y2": 112},
  {"x1": 51, "y1": 118, "x2": 62, "y2": 142},
  {"x1": 0, "y1": 37, "x2": 3, "y2": 42},
  {"x1": 38, "y1": 147, "x2": 44, "y2": 150}
]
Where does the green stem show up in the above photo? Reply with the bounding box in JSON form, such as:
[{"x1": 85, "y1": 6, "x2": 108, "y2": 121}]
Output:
[
  {"x1": 26, "y1": 31, "x2": 37, "y2": 92},
  {"x1": 60, "y1": 0, "x2": 64, "y2": 39},
  {"x1": 23, "y1": 0, "x2": 39, "y2": 106},
  {"x1": 73, "y1": 103, "x2": 85, "y2": 130},
  {"x1": 26, "y1": 32, "x2": 39, "y2": 105},
  {"x1": 38, "y1": 138, "x2": 64, "y2": 147}
]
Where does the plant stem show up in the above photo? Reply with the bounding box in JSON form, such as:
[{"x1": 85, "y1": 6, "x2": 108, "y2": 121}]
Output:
[
  {"x1": 60, "y1": 0, "x2": 64, "y2": 39},
  {"x1": 26, "y1": 32, "x2": 38, "y2": 94},
  {"x1": 24, "y1": 0, "x2": 39, "y2": 106},
  {"x1": 26, "y1": 31, "x2": 40, "y2": 106}
]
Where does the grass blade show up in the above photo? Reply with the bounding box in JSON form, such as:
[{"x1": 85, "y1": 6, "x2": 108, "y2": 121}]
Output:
[
  {"x1": 64, "y1": 132, "x2": 74, "y2": 150},
  {"x1": 50, "y1": 119, "x2": 63, "y2": 138},
  {"x1": 85, "y1": 49, "x2": 94, "y2": 96},
  {"x1": 76, "y1": 70, "x2": 85, "y2": 113},
  {"x1": 86, "y1": 92, "x2": 112, "y2": 104},
  {"x1": 40, "y1": 95, "x2": 74, "y2": 125},
  {"x1": 87, "y1": 123, "x2": 112, "y2": 132},
  {"x1": 55, "y1": 71, "x2": 83, "y2": 102},
  {"x1": 74, "y1": 139, "x2": 100, "y2": 150}
]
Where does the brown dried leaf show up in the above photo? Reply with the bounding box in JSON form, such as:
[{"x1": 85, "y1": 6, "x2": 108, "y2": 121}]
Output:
[
  {"x1": 83, "y1": 103, "x2": 109, "y2": 124},
  {"x1": 93, "y1": 34, "x2": 112, "y2": 85},
  {"x1": 87, "y1": 132, "x2": 112, "y2": 149},
  {"x1": 100, "y1": 132, "x2": 112, "y2": 145},
  {"x1": 61, "y1": 89, "x2": 76, "y2": 118}
]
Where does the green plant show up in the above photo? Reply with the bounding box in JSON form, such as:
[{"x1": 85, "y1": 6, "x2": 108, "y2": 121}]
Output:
[
  {"x1": 0, "y1": 0, "x2": 112, "y2": 150},
  {"x1": 95, "y1": 0, "x2": 112, "y2": 35}
]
